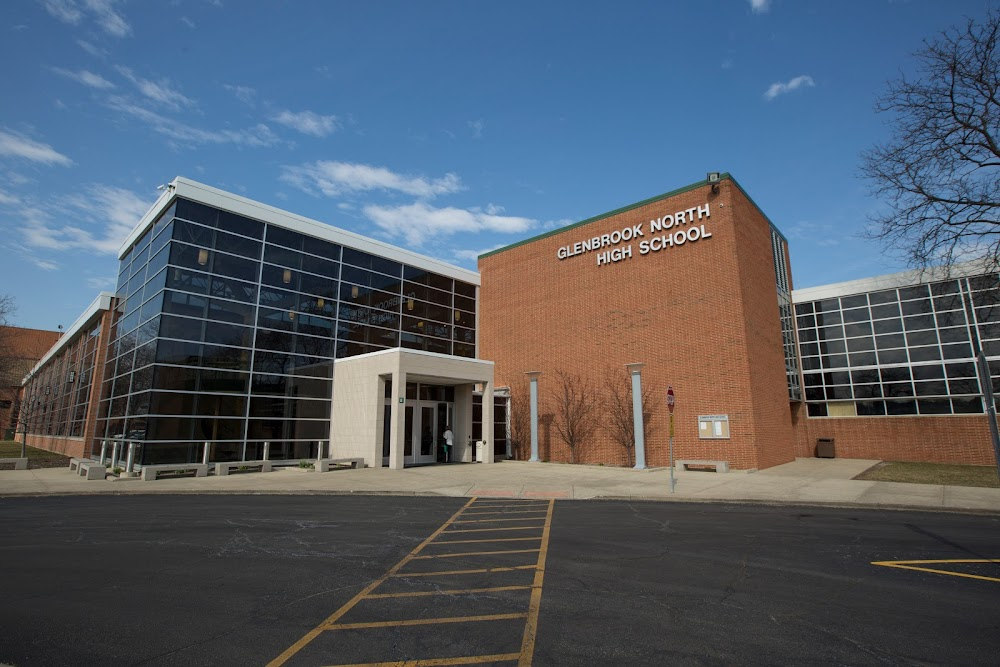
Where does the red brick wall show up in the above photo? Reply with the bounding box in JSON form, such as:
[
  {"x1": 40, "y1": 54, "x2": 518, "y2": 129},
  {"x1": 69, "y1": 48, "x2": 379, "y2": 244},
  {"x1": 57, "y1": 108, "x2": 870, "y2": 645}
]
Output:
[
  {"x1": 479, "y1": 178, "x2": 795, "y2": 470},
  {"x1": 24, "y1": 433, "x2": 87, "y2": 459},
  {"x1": 790, "y1": 402, "x2": 996, "y2": 465}
]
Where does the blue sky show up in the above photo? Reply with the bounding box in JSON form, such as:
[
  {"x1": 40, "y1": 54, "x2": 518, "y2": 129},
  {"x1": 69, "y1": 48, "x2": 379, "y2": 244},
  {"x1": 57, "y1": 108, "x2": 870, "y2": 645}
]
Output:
[{"x1": 0, "y1": 0, "x2": 996, "y2": 331}]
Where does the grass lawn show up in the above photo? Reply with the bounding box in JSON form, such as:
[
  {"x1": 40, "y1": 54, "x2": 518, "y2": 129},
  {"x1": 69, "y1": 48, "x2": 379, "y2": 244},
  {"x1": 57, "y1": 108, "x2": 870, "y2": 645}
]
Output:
[
  {"x1": 855, "y1": 461, "x2": 1000, "y2": 488},
  {"x1": 0, "y1": 440, "x2": 71, "y2": 469}
]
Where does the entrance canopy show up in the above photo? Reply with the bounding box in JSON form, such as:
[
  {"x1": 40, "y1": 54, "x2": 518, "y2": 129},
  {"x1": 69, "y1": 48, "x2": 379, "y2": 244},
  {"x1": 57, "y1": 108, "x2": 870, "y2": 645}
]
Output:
[{"x1": 330, "y1": 348, "x2": 495, "y2": 469}]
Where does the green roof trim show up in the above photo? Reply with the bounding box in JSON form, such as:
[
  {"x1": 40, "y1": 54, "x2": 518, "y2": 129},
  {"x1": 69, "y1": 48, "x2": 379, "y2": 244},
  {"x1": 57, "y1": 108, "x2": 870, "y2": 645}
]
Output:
[{"x1": 478, "y1": 172, "x2": 786, "y2": 259}]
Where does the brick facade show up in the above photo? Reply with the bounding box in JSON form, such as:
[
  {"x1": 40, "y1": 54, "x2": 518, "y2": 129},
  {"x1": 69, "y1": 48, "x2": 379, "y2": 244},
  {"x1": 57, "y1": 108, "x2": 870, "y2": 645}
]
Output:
[{"x1": 479, "y1": 177, "x2": 797, "y2": 470}]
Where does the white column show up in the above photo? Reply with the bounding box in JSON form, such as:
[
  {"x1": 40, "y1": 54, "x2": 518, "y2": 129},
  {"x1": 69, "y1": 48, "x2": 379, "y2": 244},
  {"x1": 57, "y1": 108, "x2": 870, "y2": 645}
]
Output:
[
  {"x1": 389, "y1": 369, "x2": 406, "y2": 470},
  {"x1": 483, "y1": 380, "x2": 495, "y2": 464}
]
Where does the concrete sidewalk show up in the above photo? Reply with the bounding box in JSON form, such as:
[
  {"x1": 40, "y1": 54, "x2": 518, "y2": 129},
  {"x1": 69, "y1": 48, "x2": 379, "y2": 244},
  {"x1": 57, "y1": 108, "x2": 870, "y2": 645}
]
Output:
[{"x1": 1, "y1": 458, "x2": 998, "y2": 513}]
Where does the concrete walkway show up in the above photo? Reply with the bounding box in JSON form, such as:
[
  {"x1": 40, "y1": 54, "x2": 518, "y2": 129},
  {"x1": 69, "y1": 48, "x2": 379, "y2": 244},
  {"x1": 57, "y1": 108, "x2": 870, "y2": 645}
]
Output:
[{"x1": 1, "y1": 458, "x2": 998, "y2": 513}]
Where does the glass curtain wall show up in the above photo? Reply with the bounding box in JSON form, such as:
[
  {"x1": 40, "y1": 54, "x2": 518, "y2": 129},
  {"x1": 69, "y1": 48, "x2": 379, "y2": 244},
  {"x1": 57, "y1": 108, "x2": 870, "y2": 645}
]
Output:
[
  {"x1": 93, "y1": 197, "x2": 478, "y2": 464},
  {"x1": 796, "y1": 274, "x2": 1000, "y2": 417}
]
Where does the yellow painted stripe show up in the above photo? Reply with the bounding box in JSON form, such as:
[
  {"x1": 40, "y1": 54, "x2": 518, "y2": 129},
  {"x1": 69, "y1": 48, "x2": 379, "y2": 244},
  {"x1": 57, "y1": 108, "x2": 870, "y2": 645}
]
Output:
[
  {"x1": 324, "y1": 651, "x2": 521, "y2": 666},
  {"x1": 412, "y1": 549, "x2": 540, "y2": 560},
  {"x1": 430, "y1": 536, "x2": 542, "y2": 545},
  {"x1": 468, "y1": 503, "x2": 549, "y2": 508},
  {"x1": 444, "y1": 526, "x2": 544, "y2": 534},
  {"x1": 389, "y1": 565, "x2": 537, "y2": 578},
  {"x1": 519, "y1": 499, "x2": 556, "y2": 667},
  {"x1": 324, "y1": 612, "x2": 527, "y2": 631},
  {"x1": 465, "y1": 510, "x2": 545, "y2": 519},
  {"x1": 366, "y1": 585, "x2": 532, "y2": 599},
  {"x1": 873, "y1": 559, "x2": 1000, "y2": 564},
  {"x1": 872, "y1": 559, "x2": 1000, "y2": 583},
  {"x1": 266, "y1": 498, "x2": 478, "y2": 667},
  {"x1": 452, "y1": 517, "x2": 546, "y2": 524}
]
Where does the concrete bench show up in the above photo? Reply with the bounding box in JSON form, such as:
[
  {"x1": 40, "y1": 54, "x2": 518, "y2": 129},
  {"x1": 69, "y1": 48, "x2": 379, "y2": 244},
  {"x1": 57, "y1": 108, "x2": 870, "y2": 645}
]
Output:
[
  {"x1": 316, "y1": 458, "x2": 365, "y2": 472},
  {"x1": 675, "y1": 459, "x2": 730, "y2": 473},
  {"x1": 79, "y1": 461, "x2": 107, "y2": 480},
  {"x1": 0, "y1": 457, "x2": 29, "y2": 470},
  {"x1": 215, "y1": 460, "x2": 272, "y2": 476},
  {"x1": 68, "y1": 457, "x2": 95, "y2": 472},
  {"x1": 268, "y1": 459, "x2": 315, "y2": 468},
  {"x1": 140, "y1": 464, "x2": 210, "y2": 481}
]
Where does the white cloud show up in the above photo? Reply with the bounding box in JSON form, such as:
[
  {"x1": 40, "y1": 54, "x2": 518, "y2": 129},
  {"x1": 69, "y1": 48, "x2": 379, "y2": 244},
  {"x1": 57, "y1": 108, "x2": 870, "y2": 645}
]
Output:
[
  {"x1": 34, "y1": 258, "x2": 60, "y2": 271},
  {"x1": 17, "y1": 184, "x2": 151, "y2": 254},
  {"x1": 0, "y1": 189, "x2": 20, "y2": 205},
  {"x1": 468, "y1": 118, "x2": 485, "y2": 139},
  {"x1": 76, "y1": 39, "x2": 106, "y2": 58},
  {"x1": 224, "y1": 84, "x2": 255, "y2": 104},
  {"x1": 764, "y1": 74, "x2": 815, "y2": 101},
  {"x1": 0, "y1": 129, "x2": 72, "y2": 166},
  {"x1": 272, "y1": 110, "x2": 338, "y2": 137},
  {"x1": 107, "y1": 96, "x2": 279, "y2": 148},
  {"x1": 180, "y1": 16, "x2": 195, "y2": 29},
  {"x1": 51, "y1": 66, "x2": 115, "y2": 89},
  {"x1": 749, "y1": 0, "x2": 771, "y2": 13},
  {"x1": 43, "y1": 0, "x2": 131, "y2": 37},
  {"x1": 116, "y1": 66, "x2": 195, "y2": 111},
  {"x1": 452, "y1": 245, "x2": 506, "y2": 262},
  {"x1": 281, "y1": 161, "x2": 464, "y2": 199},
  {"x1": 86, "y1": 276, "x2": 116, "y2": 289},
  {"x1": 363, "y1": 201, "x2": 535, "y2": 247}
]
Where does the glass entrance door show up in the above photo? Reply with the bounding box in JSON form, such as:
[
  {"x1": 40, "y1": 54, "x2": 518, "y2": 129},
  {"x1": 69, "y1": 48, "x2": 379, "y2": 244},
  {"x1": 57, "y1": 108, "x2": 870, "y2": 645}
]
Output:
[{"x1": 382, "y1": 401, "x2": 439, "y2": 466}]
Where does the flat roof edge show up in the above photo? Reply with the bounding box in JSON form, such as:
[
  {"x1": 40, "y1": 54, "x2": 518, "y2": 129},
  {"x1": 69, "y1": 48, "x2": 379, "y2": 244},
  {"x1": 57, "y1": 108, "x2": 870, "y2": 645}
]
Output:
[
  {"x1": 791, "y1": 260, "x2": 994, "y2": 302},
  {"x1": 25, "y1": 291, "x2": 114, "y2": 381}
]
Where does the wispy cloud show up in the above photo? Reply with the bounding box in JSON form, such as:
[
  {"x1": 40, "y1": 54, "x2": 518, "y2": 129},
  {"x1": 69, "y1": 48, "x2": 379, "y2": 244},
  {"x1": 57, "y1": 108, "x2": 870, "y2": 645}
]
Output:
[
  {"x1": 363, "y1": 201, "x2": 535, "y2": 247},
  {"x1": 272, "y1": 110, "x2": 338, "y2": 137},
  {"x1": 764, "y1": 74, "x2": 815, "y2": 101},
  {"x1": 180, "y1": 16, "x2": 195, "y2": 29},
  {"x1": 224, "y1": 84, "x2": 255, "y2": 104},
  {"x1": 86, "y1": 276, "x2": 116, "y2": 289},
  {"x1": 0, "y1": 129, "x2": 72, "y2": 166},
  {"x1": 107, "y1": 96, "x2": 280, "y2": 148},
  {"x1": 51, "y1": 66, "x2": 115, "y2": 89},
  {"x1": 281, "y1": 161, "x2": 464, "y2": 199},
  {"x1": 76, "y1": 39, "x2": 106, "y2": 58},
  {"x1": 116, "y1": 66, "x2": 195, "y2": 111},
  {"x1": 16, "y1": 184, "x2": 151, "y2": 254},
  {"x1": 0, "y1": 189, "x2": 20, "y2": 205},
  {"x1": 749, "y1": 0, "x2": 771, "y2": 13},
  {"x1": 42, "y1": 0, "x2": 131, "y2": 37},
  {"x1": 468, "y1": 118, "x2": 485, "y2": 139}
]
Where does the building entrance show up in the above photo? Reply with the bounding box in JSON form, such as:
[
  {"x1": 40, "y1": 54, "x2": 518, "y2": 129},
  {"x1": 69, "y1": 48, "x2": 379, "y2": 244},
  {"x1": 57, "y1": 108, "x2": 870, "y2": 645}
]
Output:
[{"x1": 382, "y1": 383, "x2": 454, "y2": 466}]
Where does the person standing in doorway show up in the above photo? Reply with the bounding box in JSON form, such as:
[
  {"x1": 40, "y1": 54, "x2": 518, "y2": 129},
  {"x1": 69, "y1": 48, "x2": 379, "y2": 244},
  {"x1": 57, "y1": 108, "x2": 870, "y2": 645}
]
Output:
[{"x1": 443, "y1": 425, "x2": 454, "y2": 463}]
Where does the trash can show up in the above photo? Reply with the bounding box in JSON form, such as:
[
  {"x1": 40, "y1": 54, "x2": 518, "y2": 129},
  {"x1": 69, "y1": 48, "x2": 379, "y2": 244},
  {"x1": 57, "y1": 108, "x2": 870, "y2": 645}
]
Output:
[
  {"x1": 475, "y1": 440, "x2": 485, "y2": 462},
  {"x1": 816, "y1": 438, "x2": 835, "y2": 458}
]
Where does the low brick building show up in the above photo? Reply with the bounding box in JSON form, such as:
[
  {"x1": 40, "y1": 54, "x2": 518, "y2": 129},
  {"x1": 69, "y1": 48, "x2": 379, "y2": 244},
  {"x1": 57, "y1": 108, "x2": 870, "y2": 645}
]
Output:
[{"x1": 1, "y1": 325, "x2": 62, "y2": 439}]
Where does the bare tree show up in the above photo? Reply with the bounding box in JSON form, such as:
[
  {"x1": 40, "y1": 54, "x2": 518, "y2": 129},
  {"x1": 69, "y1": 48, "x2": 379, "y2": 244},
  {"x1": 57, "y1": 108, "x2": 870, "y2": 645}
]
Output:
[
  {"x1": 551, "y1": 370, "x2": 598, "y2": 464},
  {"x1": 861, "y1": 11, "x2": 1000, "y2": 270},
  {"x1": 508, "y1": 386, "x2": 531, "y2": 460},
  {"x1": 603, "y1": 368, "x2": 654, "y2": 467}
]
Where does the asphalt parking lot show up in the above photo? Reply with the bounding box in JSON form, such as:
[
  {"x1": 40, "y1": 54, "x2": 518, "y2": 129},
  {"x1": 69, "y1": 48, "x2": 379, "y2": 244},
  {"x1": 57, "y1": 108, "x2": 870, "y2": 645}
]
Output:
[{"x1": 1, "y1": 495, "x2": 998, "y2": 666}]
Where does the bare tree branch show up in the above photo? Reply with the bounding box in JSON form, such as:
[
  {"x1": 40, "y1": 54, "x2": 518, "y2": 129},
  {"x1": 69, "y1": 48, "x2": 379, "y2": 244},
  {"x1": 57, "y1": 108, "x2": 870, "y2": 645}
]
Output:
[
  {"x1": 861, "y1": 11, "x2": 1000, "y2": 272},
  {"x1": 602, "y1": 368, "x2": 654, "y2": 467},
  {"x1": 551, "y1": 370, "x2": 598, "y2": 464}
]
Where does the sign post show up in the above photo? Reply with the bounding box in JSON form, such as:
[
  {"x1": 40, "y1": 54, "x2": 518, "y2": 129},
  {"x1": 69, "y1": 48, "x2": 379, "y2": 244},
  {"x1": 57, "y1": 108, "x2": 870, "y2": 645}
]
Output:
[{"x1": 667, "y1": 386, "x2": 675, "y2": 493}]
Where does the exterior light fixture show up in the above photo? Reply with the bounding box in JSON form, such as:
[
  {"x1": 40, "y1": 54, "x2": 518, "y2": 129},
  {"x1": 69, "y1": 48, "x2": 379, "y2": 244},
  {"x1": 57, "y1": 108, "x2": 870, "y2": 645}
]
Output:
[
  {"x1": 407, "y1": 298, "x2": 414, "y2": 311},
  {"x1": 454, "y1": 310, "x2": 461, "y2": 322},
  {"x1": 317, "y1": 297, "x2": 325, "y2": 309},
  {"x1": 197, "y1": 248, "x2": 209, "y2": 266},
  {"x1": 351, "y1": 285, "x2": 359, "y2": 299},
  {"x1": 288, "y1": 311, "x2": 295, "y2": 321},
  {"x1": 707, "y1": 172, "x2": 721, "y2": 193},
  {"x1": 282, "y1": 269, "x2": 292, "y2": 284},
  {"x1": 417, "y1": 320, "x2": 424, "y2": 328}
]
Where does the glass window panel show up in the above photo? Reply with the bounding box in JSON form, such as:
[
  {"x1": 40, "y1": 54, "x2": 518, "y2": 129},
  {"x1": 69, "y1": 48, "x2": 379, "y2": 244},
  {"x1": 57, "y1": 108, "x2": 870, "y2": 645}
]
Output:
[
  {"x1": 800, "y1": 356, "x2": 821, "y2": 371},
  {"x1": 910, "y1": 345, "x2": 941, "y2": 363},
  {"x1": 983, "y1": 340, "x2": 1000, "y2": 356},
  {"x1": 906, "y1": 330, "x2": 939, "y2": 346},
  {"x1": 974, "y1": 289, "x2": 1000, "y2": 308},
  {"x1": 264, "y1": 244, "x2": 304, "y2": 270},
  {"x1": 266, "y1": 226, "x2": 305, "y2": 250},
  {"x1": 941, "y1": 342, "x2": 973, "y2": 360},
  {"x1": 301, "y1": 253, "x2": 339, "y2": 279},
  {"x1": 798, "y1": 328, "x2": 817, "y2": 343},
  {"x1": 878, "y1": 349, "x2": 908, "y2": 365},
  {"x1": 216, "y1": 229, "x2": 262, "y2": 260},
  {"x1": 259, "y1": 286, "x2": 298, "y2": 311},
  {"x1": 903, "y1": 315, "x2": 935, "y2": 331},
  {"x1": 826, "y1": 385, "x2": 852, "y2": 400},
  {"x1": 217, "y1": 210, "x2": 264, "y2": 239},
  {"x1": 868, "y1": 290, "x2": 898, "y2": 305},
  {"x1": 819, "y1": 325, "x2": 844, "y2": 340},
  {"x1": 938, "y1": 327, "x2": 971, "y2": 344},
  {"x1": 823, "y1": 371, "x2": 851, "y2": 385},
  {"x1": 870, "y1": 302, "x2": 901, "y2": 319},
  {"x1": 299, "y1": 272, "x2": 336, "y2": 299},
  {"x1": 369, "y1": 272, "x2": 402, "y2": 294},
  {"x1": 153, "y1": 366, "x2": 199, "y2": 391},
  {"x1": 369, "y1": 309, "x2": 400, "y2": 330},
  {"x1": 968, "y1": 274, "x2": 999, "y2": 291},
  {"x1": 853, "y1": 384, "x2": 882, "y2": 399},
  {"x1": 175, "y1": 199, "x2": 219, "y2": 226},
  {"x1": 911, "y1": 364, "x2": 945, "y2": 380},
  {"x1": 814, "y1": 311, "x2": 842, "y2": 326},
  {"x1": 873, "y1": 319, "x2": 903, "y2": 334},
  {"x1": 822, "y1": 354, "x2": 848, "y2": 369},
  {"x1": 948, "y1": 378, "x2": 980, "y2": 394},
  {"x1": 976, "y1": 306, "x2": 1000, "y2": 324},
  {"x1": 201, "y1": 344, "x2": 251, "y2": 371},
  {"x1": 819, "y1": 339, "x2": 846, "y2": 354},
  {"x1": 803, "y1": 373, "x2": 824, "y2": 387},
  {"x1": 880, "y1": 367, "x2": 911, "y2": 383},
  {"x1": 900, "y1": 299, "x2": 933, "y2": 315},
  {"x1": 200, "y1": 368, "x2": 249, "y2": 393},
  {"x1": 797, "y1": 314, "x2": 816, "y2": 329},
  {"x1": 341, "y1": 264, "x2": 372, "y2": 287},
  {"x1": 934, "y1": 311, "x2": 966, "y2": 328},
  {"x1": 166, "y1": 266, "x2": 211, "y2": 295},
  {"x1": 140, "y1": 291, "x2": 164, "y2": 323},
  {"x1": 917, "y1": 398, "x2": 951, "y2": 415},
  {"x1": 370, "y1": 255, "x2": 401, "y2": 278},
  {"x1": 163, "y1": 291, "x2": 208, "y2": 318},
  {"x1": 173, "y1": 219, "x2": 214, "y2": 246},
  {"x1": 899, "y1": 285, "x2": 929, "y2": 300},
  {"x1": 453, "y1": 326, "x2": 475, "y2": 344},
  {"x1": 342, "y1": 247, "x2": 374, "y2": 269},
  {"x1": 856, "y1": 400, "x2": 886, "y2": 416},
  {"x1": 848, "y1": 351, "x2": 877, "y2": 367},
  {"x1": 844, "y1": 321, "x2": 873, "y2": 337},
  {"x1": 251, "y1": 374, "x2": 331, "y2": 399},
  {"x1": 933, "y1": 294, "x2": 964, "y2": 311},
  {"x1": 403, "y1": 265, "x2": 428, "y2": 284},
  {"x1": 805, "y1": 387, "x2": 825, "y2": 401},
  {"x1": 806, "y1": 402, "x2": 828, "y2": 416},
  {"x1": 795, "y1": 302, "x2": 815, "y2": 315},
  {"x1": 146, "y1": 244, "x2": 170, "y2": 279},
  {"x1": 952, "y1": 396, "x2": 983, "y2": 413},
  {"x1": 367, "y1": 326, "x2": 399, "y2": 348},
  {"x1": 846, "y1": 336, "x2": 875, "y2": 352},
  {"x1": 840, "y1": 294, "x2": 867, "y2": 309},
  {"x1": 931, "y1": 280, "x2": 960, "y2": 296},
  {"x1": 204, "y1": 321, "x2": 252, "y2": 348},
  {"x1": 914, "y1": 380, "x2": 947, "y2": 396},
  {"x1": 946, "y1": 362, "x2": 976, "y2": 378},
  {"x1": 875, "y1": 333, "x2": 905, "y2": 350},
  {"x1": 851, "y1": 369, "x2": 880, "y2": 384},
  {"x1": 816, "y1": 298, "x2": 840, "y2": 313},
  {"x1": 455, "y1": 281, "x2": 476, "y2": 299},
  {"x1": 211, "y1": 253, "x2": 258, "y2": 282},
  {"x1": 884, "y1": 382, "x2": 915, "y2": 398},
  {"x1": 194, "y1": 393, "x2": 246, "y2": 417},
  {"x1": 841, "y1": 307, "x2": 870, "y2": 324}
]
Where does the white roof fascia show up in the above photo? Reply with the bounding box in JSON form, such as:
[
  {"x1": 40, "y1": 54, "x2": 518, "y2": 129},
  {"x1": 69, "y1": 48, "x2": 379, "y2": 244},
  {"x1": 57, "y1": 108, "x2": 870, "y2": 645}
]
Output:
[
  {"x1": 118, "y1": 177, "x2": 480, "y2": 286},
  {"x1": 792, "y1": 261, "x2": 994, "y2": 303},
  {"x1": 24, "y1": 291, "x2": 114, "y2": 381}
]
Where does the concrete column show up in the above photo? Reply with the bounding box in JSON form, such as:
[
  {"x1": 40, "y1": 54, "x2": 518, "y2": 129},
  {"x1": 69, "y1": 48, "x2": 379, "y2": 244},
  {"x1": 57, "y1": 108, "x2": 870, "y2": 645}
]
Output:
[
  {"x1": 626, "y1": 363, "x2": 646, "y2": 470},
  {"x1": 389, "y1": 369, "x2": 406, "y2": 470},
  {"x1": 483, "y1": 381, "x2": 495, "y2": 464},
  {"x1": 373, "y1": 376, "x2": 387, "y2": 468},
  {"x1": 203, "y1": 442, "x2": 210, "y2": 465},
  {"x1": 526, "y1": 372, "x2": 542, "y2": 462},
  {"x1": 454, "y1": 384, "x2": 473, "y2": 463}
]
